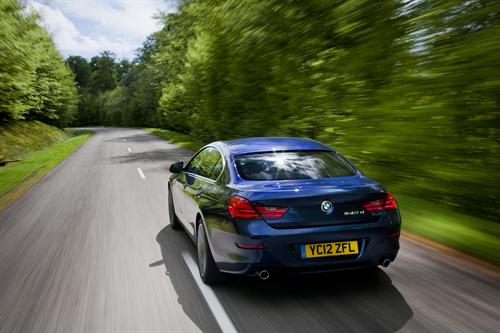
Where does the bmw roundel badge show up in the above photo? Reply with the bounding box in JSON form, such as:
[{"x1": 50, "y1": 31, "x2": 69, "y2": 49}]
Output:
[{"x1": 320, "y1": 200, "x2": 334, "y2": 214}]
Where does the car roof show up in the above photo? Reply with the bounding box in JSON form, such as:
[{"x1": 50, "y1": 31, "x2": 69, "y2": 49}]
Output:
[{"x1": 217, "y1": 137, "x2": 334, "y2": 155}]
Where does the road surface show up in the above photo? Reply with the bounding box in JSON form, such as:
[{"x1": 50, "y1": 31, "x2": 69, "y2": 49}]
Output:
[{"x1": 0, "y1": 128, "x2": 499, "y2": 332}]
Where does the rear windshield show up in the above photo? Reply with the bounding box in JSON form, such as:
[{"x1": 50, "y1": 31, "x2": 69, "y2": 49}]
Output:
[{"x1": 235, "y1": 151, "x2": 357, "y2": 181}]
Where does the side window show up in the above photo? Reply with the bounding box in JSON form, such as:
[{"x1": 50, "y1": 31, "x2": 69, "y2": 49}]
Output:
[
  {"x1": 186, "y1": 147, "x2": 224, "y2": 180},
  {"x1": 186, "y1": 148, "x2": 210, "y2": 175},
  {"x1": 220, "y1": 166, "x2": 231, "y2": 184},
  {"x1": 209, "y1": 156, "x2": 223, "y2": 180},
  {"x1": 198, "y1": 148, "x2": 222, "y2": 179}
]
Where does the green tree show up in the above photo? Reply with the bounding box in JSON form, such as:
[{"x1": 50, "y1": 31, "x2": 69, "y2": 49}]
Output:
[
  {"x1": 0, "y1": 0, "x2": 38, "y2": 121},
  {"x1": 89, "y1": 51, "x2": 118, "y2": 93},
  {"x1": 28, "y1": 30, "x2": 78, "y2": 127},
  {"x1": 156, "y1": 6, "x2": 197, "y2": 132},
  {"x1": 66, "y1": 56, "x2": 91, "y2": 89},
  {"x1": 0, "y1": 0, "x2": 77, "y2": 126}
]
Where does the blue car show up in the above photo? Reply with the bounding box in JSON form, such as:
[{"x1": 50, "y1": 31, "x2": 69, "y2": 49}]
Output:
[{"x1": 168, "y1": 137, "x2": 401, "y2": 284}]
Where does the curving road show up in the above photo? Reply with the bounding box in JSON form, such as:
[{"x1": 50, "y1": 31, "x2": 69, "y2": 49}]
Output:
[{"x1": 0, "y1": 128, "x2": 499, "y2": 333}]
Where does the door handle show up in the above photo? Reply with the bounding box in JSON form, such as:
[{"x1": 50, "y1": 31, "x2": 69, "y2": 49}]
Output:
[{"x1": 185, "y1": 186, "x2": 203, "y2": 197}]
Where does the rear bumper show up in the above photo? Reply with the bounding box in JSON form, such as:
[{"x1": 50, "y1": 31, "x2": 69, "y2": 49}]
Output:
[{"x1": 209, "y1": 213, "x2": 401, "y2": 275}]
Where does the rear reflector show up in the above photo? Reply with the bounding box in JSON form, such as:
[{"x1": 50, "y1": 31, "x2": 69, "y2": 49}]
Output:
[
  {"x1": 236, "y1": 243, "x2": 265, "y2": 249},
  {"x1": 363, "y1": 192, "x2": 398, "y2": 212},
  {"x1": 255, "y1": 206, "x2": 288, "y2": 219},
  {"x1": 387, "y1": 231, "x2": 400, "y2": 238},
  {"x1": 227, "y1": 196, "x2": 287, "y2": 220}
]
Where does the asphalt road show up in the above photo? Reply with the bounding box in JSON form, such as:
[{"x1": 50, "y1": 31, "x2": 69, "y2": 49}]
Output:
[{"x1": 0, "y1": 128, "x2": 499, "y2": 333}]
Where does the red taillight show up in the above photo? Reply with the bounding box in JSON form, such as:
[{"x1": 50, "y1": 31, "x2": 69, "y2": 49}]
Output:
[
  {"x1": 256, "y1": 205, "x2": 288, "y2": 219},
  {"x1": 363, "y1": 192, "x2": 398, "y2": 212},
  {"x1": 227, "y1": 196, "x2": 287, "y2": 220},
  {"x1": 384, "y1": 192, "x2": 398, "y2": 209},
  {"x1": 227, "y1": 196, "x2": 259, "y2": 219}
]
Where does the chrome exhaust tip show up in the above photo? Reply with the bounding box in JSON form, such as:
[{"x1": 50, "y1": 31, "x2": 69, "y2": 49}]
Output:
[
  {"x1": 258, "y1": 270, "x2": 270, "y2": 280},
  {"x1": 382, "y1": 259, "x2": 391, "y2": 268}
]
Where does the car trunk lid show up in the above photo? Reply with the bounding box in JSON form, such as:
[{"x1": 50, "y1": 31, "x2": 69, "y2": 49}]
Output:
[{"x1": 235, "y1": 177, "x2": 385, "y2": 228}]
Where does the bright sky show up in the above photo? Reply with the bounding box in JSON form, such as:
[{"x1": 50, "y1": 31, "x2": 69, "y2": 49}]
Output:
[{"x1": 27, "y1": 0, "x2": 177, "y2": 60}]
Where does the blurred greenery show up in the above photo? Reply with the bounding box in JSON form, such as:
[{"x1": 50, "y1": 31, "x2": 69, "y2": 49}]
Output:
[
  {"x1": 70, "y1": 0, "x2": 499, "y2": 222},
  {"x1": 0, "y1": 0, "x2": 77, "y2": 127},
  {"x1": 397, "y1": 194, "x2": 500, "y2": 265},
  {"x1": 1, "y1": 0, "x2": 495, "y2": 260}
]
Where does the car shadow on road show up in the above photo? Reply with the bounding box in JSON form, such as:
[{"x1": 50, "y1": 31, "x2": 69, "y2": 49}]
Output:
[
  {"x1": 155, "y1": 226, "x2": 222, "y2": 333},
  {"x1": 155, "y1": 226, "x2": 413, "y2": 333},
  {"x1": 106, "y1": 133, "x2": 165, "y2": 144},
  {"x1": 106, "y1": 131, "x2": 193, "y2": 165},
  {"x1": 109, "y1": 149, "x2": 188, "y2": 164}
]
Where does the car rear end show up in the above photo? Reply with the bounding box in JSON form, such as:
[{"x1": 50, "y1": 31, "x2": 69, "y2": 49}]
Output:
[{"x1": 211, "y1": 149, "x2": 401, "y2": 276}]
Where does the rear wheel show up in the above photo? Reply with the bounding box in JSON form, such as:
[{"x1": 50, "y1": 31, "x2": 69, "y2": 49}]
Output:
[
  {"x1": 168, "y1": 187, "x2": 182, "y2": 230},
  {"x1": 197, "y1": 223, "x2": 223, "y2": 284}
]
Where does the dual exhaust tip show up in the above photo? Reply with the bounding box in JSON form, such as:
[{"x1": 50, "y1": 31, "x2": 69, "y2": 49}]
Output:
[
  {"x1": 257, "y1": 270, "x2": 270, "y2": 280},
  {"x1": 382, "y1": 259, "x2": 392, "y2": 268}
]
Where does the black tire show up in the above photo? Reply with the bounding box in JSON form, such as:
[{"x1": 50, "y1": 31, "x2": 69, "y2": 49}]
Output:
[
  {"x1": 168, "y1": 187, "x2": 182, "y2": 230},
  {"x1": 197, "y1": 223, "x2": 223, "y2": 284},
  {"x1": 362, "y1": 265, "x2": 380, "y2": 274}
]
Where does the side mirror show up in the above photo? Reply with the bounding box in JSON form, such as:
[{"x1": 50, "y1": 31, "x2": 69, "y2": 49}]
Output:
[{"x1": 169, "y1": 161, "x2": 184, "y2": 173}]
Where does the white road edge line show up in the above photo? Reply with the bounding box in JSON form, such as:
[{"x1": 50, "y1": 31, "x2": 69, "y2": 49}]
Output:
[
  {"x1": 182, "y1": 252, "x2": 238, "y2": 333},
  {"x1": 136, "y1": 168, "x2": 146, "y2": 180},
  {"x1": 128, "y1": 147, "x2": 132, "y2": 153}
]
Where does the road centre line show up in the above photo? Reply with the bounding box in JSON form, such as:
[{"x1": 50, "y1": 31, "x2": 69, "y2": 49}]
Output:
[
  {"x1": 182, "y1": 252, "x2": 238, "y2": 333},
  {"x1": 136, "y1": 168, "x2": 146, "y2": 180}
]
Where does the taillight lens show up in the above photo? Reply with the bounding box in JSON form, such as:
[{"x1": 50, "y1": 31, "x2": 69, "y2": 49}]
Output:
[
  {"x1": 227, "y1": 196, "x2": 259, "y2": 219},
  {"x1": 363, "y1": 192, "x2": 398, "y2": 212},
  {"x1": 227, "y1": 196, "x2": 287, "y2": 220},
  {"x1": 384, "y1": 192, "x2": 398, "y2": 209},
  {"x1": 255, "y1": 206, "x2": 288, "y2": 219}
]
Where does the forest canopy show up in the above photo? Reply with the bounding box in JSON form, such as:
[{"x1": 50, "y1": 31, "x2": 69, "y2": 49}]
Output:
[
  {"x1": 59, "y1": 0, "x2": 500, "y2": 220},
  {"x1": 0, "y1": 0, "x2": 77, "y2": 127}
]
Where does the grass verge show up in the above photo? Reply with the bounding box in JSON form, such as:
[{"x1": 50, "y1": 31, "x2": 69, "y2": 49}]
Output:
[
  {"x1": 0, "y1": 121, "x2": 70, "y2": 163},
  {"x1": 0, "y1": 132, "x2": 92, "y2": 212},
  {"x1": 144, "y1": 127, "x2": 499, "y2": 266},
  {"x1": 399, "y1": 194, "x2": 500, "y2": 266}
]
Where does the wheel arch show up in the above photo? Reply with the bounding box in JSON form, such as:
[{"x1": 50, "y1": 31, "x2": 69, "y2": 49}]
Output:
[
  {"x1": 195, "y1": 213, "x2": 219, "y2": 262},
  {"x1": 195, "y1": 212, "x2": 204, "y2": 237}
]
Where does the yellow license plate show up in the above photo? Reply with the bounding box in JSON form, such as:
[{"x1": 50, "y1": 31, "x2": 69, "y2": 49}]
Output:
[{"x1": 301, "y1": 241, "x2": 359, "y2": 258}]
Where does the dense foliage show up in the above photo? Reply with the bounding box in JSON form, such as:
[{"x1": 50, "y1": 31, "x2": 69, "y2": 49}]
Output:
[
  {"x1": 69, "y1": 0, "x2": 500, "y2": 220},
  {"x1": 0, "y1": 0, "x2": 77, "y2": 127}
]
